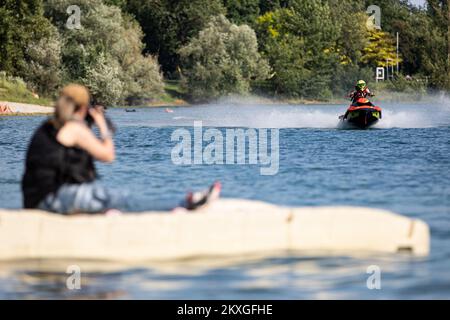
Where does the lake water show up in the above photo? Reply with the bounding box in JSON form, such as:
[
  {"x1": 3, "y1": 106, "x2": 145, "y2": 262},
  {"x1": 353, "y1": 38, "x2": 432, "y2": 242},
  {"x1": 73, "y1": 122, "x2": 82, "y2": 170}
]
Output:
[{"x1": 0, "y1": 101, "x2": 449, "y2": 299}]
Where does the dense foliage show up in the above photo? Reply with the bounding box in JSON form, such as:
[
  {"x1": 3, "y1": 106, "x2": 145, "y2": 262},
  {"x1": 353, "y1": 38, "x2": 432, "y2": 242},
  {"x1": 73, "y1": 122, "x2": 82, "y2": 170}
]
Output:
[
  {"x1": 179, "y1": 15, "x2": 270, "y2": 101},
  {"x1": 0, "y1": 0, "x2": 448, "y2": 103},
  {"x1": 124, "y1": 0, "x2": 226, "y2": 77},
  {"x1": 0, "y1": 0, "x2": 62, "y2": 95},
  {"x1": 44, "y1": 0, "x2": 164, "y2": 105}
]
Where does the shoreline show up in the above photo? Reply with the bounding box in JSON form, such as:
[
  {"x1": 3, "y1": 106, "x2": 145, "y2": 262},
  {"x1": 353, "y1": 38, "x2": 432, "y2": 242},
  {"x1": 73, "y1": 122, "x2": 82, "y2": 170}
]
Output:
[
  {"x1": 121, "y1": 96, "x2": 348, "y2": 108},
  {"x1": 1, "y1": 95, "x2": 440, "y2": 116},
  {"x1": 0, "y1": 101, "x2": 54, "y2": 116}
]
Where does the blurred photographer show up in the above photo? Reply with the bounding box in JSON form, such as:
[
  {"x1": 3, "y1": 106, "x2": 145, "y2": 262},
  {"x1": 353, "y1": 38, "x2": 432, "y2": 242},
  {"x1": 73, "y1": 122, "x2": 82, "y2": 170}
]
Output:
[
  {"x1": 21, "y1": 84, "x2": 117, "y2": 213},
  {"x1": 22, "y1": 84, "x2": 220, "y2": 214}
]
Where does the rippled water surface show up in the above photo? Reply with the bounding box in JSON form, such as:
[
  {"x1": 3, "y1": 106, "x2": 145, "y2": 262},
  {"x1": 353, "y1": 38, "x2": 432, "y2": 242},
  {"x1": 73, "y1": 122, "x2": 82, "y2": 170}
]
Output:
[{"x1": 0, "y1": 101, "x2": 449, "y2": 299}]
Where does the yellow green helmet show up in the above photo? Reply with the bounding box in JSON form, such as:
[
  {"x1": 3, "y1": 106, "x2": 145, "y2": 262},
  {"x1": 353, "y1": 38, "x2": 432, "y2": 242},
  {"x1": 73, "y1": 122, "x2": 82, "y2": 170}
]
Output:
[{"x1": 356, "y1": 80, "x2": 367, "y2": 90}]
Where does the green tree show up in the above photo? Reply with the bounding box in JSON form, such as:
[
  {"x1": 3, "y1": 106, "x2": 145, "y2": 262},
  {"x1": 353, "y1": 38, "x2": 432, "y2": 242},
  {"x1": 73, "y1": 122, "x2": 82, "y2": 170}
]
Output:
[
  {"x1": 363, "y1": 0, "x2": 412, "y2": 33},
  {"x1": 258, "y1": 0, "x2": 290, "y2": 14},
  {"x1": 327, "y1": 0, "x2": 368, "y2": 65},
  {"x1": 103, "y1": 0, "x2": 127, "y2": 8},
  {"x1": 45, "y1": 0, "x2": 163, "y2": 105},
  {"x1": 362, "y1": 0, "x2": 449, "y2": 89},
  {"x1": 361, "y1": 29, "x2": 402, "y2": 67},
  {"x1": 25, "y1": 26, "x2": 63, "y2": 95},
  {"x1": 0, "y1": 0, "x2": 62, "y2": 94},
  {"x1": 223, "y1": 0, "x2": 260, "y2": 25},
  {"x1": 392, "y1": 8, "x2": 441, "y2": 79},
  {"x1": 426, "y1": 0, "x2": 450, "y2": 89},
  {"x1": 179, "y1": 15, "x2": 270, "y2": 101},
  {"x1": 256, "y1": 0, "x2": 339, "y2": 98},
  {"x1": 82, "y1": 54, "x2": 124, "y2": 105},
  {"x1": 125, "y1": 0, "x2": 225, "y2": 76}
]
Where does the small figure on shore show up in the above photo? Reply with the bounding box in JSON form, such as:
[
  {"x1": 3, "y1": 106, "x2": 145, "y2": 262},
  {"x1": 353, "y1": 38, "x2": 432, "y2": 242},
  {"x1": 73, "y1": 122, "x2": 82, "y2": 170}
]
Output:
[{"x1": 0, "y1": 104, "x2": 13, "y2": 114}]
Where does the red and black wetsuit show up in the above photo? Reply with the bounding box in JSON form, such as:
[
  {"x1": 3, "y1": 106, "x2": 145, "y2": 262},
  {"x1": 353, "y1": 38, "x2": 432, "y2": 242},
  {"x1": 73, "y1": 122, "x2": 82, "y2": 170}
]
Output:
[{"x1": 349, "y1": 88, "x2": 373, "y2": 104}]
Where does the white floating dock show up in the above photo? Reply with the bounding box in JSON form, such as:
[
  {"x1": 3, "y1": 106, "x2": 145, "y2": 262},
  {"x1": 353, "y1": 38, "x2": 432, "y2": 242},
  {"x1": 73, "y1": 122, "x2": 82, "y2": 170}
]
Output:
[{"x1": 0, "y1": 199, "x2": 430, "y2": 261}]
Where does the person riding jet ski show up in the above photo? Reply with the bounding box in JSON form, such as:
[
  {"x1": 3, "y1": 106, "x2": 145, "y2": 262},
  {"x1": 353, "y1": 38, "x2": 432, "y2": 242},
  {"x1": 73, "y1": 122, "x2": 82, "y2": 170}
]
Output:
[
  {"x1": 341, "y1": 80, "x2": 377, "y2": 121},
  {"x1": 348, "y1": 80, "x2": 374, "y2": 105}
]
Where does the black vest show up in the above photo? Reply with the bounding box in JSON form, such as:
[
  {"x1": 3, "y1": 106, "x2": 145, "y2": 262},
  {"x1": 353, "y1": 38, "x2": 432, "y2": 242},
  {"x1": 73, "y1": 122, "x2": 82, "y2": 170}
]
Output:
[{"x1": 22, "y1": 120, "x2": 97, "y2": 208}]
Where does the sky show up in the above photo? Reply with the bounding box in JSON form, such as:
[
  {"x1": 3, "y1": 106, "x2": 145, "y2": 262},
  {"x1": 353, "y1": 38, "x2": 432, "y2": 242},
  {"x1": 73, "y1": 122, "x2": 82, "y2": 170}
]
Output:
[{"x1": 409, "y1": 0, "x2": 426, "y2": 6}]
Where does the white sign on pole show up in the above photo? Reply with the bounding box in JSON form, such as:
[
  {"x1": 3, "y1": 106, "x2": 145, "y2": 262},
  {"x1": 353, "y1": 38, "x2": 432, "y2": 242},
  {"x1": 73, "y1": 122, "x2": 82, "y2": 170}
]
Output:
[{"x1": 376, "y1": 67, "x2": 385, "y2": 82}]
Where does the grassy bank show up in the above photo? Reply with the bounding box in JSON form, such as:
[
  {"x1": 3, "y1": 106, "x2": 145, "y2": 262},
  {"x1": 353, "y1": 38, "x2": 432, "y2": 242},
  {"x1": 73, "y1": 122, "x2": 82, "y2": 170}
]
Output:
[
  {"x1": 147, "y1": 80, "x2": 189, "y2": 106},
  {"x1": 1, "y1": 76, "x2": 189, "y2": 109},
  {"x1": 0, "y1": 73, "x2": 51, "y2": 106}
]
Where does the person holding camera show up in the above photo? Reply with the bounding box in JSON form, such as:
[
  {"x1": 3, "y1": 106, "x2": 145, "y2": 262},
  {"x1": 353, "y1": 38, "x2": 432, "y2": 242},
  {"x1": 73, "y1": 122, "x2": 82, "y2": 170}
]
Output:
[{"x1": 22, "y1": 84, "x2": 220, "y2": 214}]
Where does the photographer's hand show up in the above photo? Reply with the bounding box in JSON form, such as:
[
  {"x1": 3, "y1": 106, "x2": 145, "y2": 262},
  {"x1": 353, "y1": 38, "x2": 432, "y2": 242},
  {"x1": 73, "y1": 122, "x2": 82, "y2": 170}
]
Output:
[{"x1": 89, "y1": 107, "x2": 111, "y2": 139}]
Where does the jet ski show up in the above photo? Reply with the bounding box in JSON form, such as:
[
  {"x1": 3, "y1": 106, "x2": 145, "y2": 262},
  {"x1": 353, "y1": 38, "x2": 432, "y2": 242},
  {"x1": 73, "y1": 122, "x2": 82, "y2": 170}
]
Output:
[{"x1": 339, "y1": 98, "x2": 382, "y2": 129}]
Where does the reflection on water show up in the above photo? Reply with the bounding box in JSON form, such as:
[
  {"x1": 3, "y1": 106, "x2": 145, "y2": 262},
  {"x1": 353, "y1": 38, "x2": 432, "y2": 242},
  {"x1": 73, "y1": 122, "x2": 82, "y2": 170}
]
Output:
[{"x1": 0, "y1": 254, "x2": 434, "y2": 299}]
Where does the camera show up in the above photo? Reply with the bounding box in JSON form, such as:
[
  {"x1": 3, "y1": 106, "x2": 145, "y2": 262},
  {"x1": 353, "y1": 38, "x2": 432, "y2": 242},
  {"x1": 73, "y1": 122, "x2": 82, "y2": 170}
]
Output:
[{"x1": 86, "y1": 97, "x2": 116, "y2": 134}]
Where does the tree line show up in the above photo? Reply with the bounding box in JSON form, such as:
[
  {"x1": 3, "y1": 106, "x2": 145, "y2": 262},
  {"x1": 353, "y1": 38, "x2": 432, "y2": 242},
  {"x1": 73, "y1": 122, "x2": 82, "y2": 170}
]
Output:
[{"x1": 0, "y1": 0, "x2": 448, "y2": 104}]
